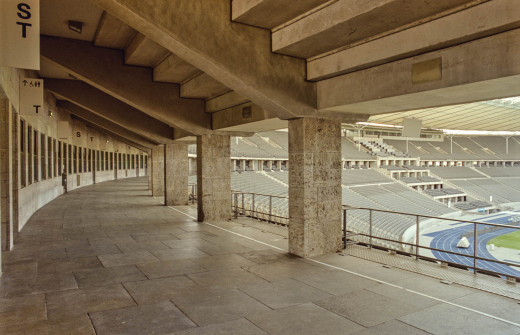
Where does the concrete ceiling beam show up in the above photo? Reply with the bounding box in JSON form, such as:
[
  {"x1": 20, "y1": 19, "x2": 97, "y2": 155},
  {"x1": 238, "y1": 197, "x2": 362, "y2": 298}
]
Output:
[
  {"x1": 206, "y1": 91, "x2": 250, "y2": 113},
  {"x1": 40, "y1": 35, "x2": 210, "y2": 134},
  {"x1": 272, "y1": 0, "x2": 485, "y2": 59},
  {"x1": 90, "y1": 0, "x2": 317, "y2": 120},
  {"x1": 82, "y1": 121, "x2": 151, "y2": 153},
  {"x1": 232, "y1": 0, "x2": 331, "y2": 30},
  {"x1": 94, "y1": 12, "x2": 136, "y2": 49},
  {"x1": 317, "y1": 29, "x2": 520, "y2": 115},
  {"x1": 153, "y1": 53, "x2": 201, "y2": 84},
  {"x1": 308, "y1": 0, "x2": 520, "y2": 80},
  {"x1": 180, "y1": 73, "x2": 231, "y2": 100},
  {"x1": 57, "y1": 100, "x2": 157, "y2": 149},
  {"x1": 46, "y1": 79, "x2": 174, "y2": 144},
  {"x1": 125, "y1": 33, "x2": 169, "y2": 67}
]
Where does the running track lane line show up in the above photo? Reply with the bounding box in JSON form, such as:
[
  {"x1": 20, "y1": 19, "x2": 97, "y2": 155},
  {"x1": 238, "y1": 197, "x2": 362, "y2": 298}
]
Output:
[{"x1": 162, "y1": 201, "x2": 520, "y2": 328}]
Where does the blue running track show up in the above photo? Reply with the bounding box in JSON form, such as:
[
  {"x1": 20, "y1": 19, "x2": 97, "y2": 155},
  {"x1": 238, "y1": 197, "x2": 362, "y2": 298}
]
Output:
[{"x1": 426, "y1": 213, "x2": 520, "y2": 278}]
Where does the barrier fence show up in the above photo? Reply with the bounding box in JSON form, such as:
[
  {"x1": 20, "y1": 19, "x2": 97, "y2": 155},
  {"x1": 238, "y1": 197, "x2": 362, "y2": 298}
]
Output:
[
  {"x1": 193, "y1": 188, "x2": 519, "y2": 281},
  {"x1": 231, "y1": 191, "x2": 289, "y2": 226},
  {"x1": 343, "y1": 206, "x2": 520, "y2": 281}
]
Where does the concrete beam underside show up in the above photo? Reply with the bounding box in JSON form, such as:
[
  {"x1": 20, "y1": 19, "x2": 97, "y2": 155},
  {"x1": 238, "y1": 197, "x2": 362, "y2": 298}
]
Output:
[
  {"x1": 164, "y1": 142, "x2": 188, "y2": 206},
  {"x1": 288, "y1": 118, "x2": 342, "y2": 258},
  {"x1": 91, "y1": 0, "x2": 318, "y2": 120},
  {"x1": 196, "y1": 134, "x2": 231, "y2": 223},
  {"x1": 40, "y1": 36, "x2": 209, "y2": 135}
]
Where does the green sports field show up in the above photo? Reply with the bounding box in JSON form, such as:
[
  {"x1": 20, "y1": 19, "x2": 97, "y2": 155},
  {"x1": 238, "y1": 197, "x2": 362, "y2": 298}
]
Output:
[{"x1": 488, "y1": 230, "x2": 520, "y2": 250}]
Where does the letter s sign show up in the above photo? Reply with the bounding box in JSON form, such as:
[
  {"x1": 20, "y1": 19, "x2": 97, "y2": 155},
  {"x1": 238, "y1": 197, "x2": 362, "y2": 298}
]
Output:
[{"x1": 0, "y1": 0, "x2": 40, "y2": 69}]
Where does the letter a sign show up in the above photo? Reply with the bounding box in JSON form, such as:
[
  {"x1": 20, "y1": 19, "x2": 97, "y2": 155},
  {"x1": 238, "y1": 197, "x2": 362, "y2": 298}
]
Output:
[{"x1": 0, "y1": 0, "x2": 40, "y2": 70}]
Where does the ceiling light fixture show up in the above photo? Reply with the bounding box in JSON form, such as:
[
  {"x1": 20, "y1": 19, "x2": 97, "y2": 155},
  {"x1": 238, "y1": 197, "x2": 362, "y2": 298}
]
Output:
[{"x1": 68, "y1": 20, "x2": 83, "y2": 34}]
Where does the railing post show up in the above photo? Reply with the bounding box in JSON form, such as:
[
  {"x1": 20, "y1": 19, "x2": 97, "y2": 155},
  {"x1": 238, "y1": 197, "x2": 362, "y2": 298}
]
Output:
[
  {"x1": 269, "y1": 196, "x2": 272, "y2": 223},
  {"x1": 415, "y1": 215, "x2": 420, "y2": 259},
  {"x1": 241, "y1": 193, "x2": 245, "y2": 216},
  {"x1": 369, "y1": 209, "x2": 373, "y2": 248},
  {"x1": 252, "y1": 193, "x2": 255, "y2": 218},
  {"x1": 343, "y1": 208, "x2": 347, "y2": 249},
  {"x1": 473, "y1": 221, "x2": 478, "y2": 275},
  {"x1": 234, "y1": 193, "x2": 238, "y2": 219}
]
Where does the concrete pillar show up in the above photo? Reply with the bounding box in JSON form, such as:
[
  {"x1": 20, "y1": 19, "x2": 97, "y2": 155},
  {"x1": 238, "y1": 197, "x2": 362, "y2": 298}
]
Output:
[
  {"x1": 197, "y1": 134, "x2": 231, "y2": 223},
  {"x1": 0, "y1": 98, "x2": 13, "y2": 251},
  {"x1": 164, "y1": 142, "x2": 188, "y2": 206},
  {"x1": 151, "y1": 146, "x2": 164, "y2": 196},
  {"x1": 145, "y1": 154, "x2": 151, "y2": 189},
  {"x1": 288, "y1": 118, "x2": 342, "y2": 258}
]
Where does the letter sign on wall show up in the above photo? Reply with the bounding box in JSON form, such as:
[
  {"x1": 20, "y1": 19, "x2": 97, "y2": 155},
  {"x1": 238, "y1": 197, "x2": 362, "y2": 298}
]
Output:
[
  {"x1": 0, "y1": 0, "x2": 40, "y2": 69},
  {"x1": 20, "y1": 78, "x2": 44, "y2": 116}
]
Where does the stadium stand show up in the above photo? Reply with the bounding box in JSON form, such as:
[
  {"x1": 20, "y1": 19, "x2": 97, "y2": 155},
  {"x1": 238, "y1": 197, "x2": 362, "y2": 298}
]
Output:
[
  {"x1": 341, "y1": 138, "x2": 374, "y2": 160},
  {"x1": 341, "y1": 169, "x2": 393, "y2": 186},
  {"x1": 428, "y1": 167, "x2": 484, "y2": 179},
  {"x1": 189, "y1": 131, "x2": 520, "y2": 252}
]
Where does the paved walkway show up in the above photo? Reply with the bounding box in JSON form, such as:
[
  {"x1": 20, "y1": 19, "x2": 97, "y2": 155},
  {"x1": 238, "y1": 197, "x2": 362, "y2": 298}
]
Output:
[{"x1": 1, "y1": 177, "x2": 519, "y2": 334}]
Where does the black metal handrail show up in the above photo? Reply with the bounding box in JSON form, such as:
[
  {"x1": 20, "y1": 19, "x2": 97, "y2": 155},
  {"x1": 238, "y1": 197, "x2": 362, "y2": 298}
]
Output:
[
  {"x1": 342, "y1": 205, "x2": 520, "y2": 281},
  {"x1": 231, "y1": 191, "x2": 289, "y2": 226}
]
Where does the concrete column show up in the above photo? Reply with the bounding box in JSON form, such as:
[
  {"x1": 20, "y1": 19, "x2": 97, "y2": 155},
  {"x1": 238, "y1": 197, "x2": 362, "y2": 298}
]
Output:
[
  {"x1": 197, "y1": 134, "x2": 231, "y2": 222},
  {"x1": 288, "y1": 118, "x2": 342, "y2": 258},
  {"x1": 0, "y1": 98, "x2": 13, "y2": 251},
  {"x1": 164, "y1": 142, "x2": 188, "y2": 206},
  {"x1": 151, "y1": 146, "x2": 164, "y2": 196}
]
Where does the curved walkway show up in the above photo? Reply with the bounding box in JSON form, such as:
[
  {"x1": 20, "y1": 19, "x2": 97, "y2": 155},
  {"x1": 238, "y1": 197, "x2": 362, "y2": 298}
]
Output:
[{"x1": 1, "y1": 177, "x2": 519, "y2": 334}]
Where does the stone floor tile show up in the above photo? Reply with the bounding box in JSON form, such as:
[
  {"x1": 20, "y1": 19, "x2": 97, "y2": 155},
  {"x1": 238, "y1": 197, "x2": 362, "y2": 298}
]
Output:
[
  {"x1": 73, "y1": 265, "x2": 147, "y2": 287},
  {"x1": 244, "y1": 259, "x2": 329, "y2": 282},
  {"x1": 150, "y1": 247, "x2": 209, "y2": 261},
  {"x1": 240, "y1": 278, "x2": 331, "y2": 309},
  {"x1": 365, "y1": 283, "x2": 440, "y2": 309},
  {"x1": 4, "y1": 248, "x2": 68, "y2": 264},
  {"x1": 116, "y1": 240, "x2": 170, "y2": 253},
  {"x1": 246, "y1": 303, "x2": 364, "y2": 335},
  {"x1": 350, "y1": 319, "x2": 430, "y2": 335},
  {"x1": 172, "y1": 318, "x2": 268, "y2": 335},
  {"x1": 37, "y1": 257, "x2": 103, "y2": 275},
  {"x1": 123, "y1": 275, "x2": 208, "y2": 304},
  {"x1": 188, "y1": 268, "x2": 268, "y2": 290},
  {"x1": 0, "y1": 272, "x2": 78, "y2": 297},
  {"x1": 46, "y1": 284, "x2": 135, "y2": 320},
  {"x1": 194, "y1": 242, "x2": 254, "y2": 256},
  {"x1": 90, "y1": 301, "x2": 196, "y2": 335},
  {"x1": 137, "y1": 259, "x2": 206, "y2": 279},
  {"x1": 0, "y1": 294, "x2": 47, "y2": 327},
  {"x1": 388, "y1": 275, "x2": 476, "y2": 301},
  {"x1": 173, "y1": 288, "x2": 271, "y2": 327},
  {"x1": 2, "y1": 260, "x2": 38, "y2": 278},
  {"x1": 161, "y1": 238, "x2": 213, "y2": 249},
  {"x1": 315, "y1": 289, "x2": 419, "y2": 327},
  {"x1": 174, "y1": 231, "x2": 219, "y2": 240},
  {"x1": 239, "y1": 249, "x2": 295, "y2": 264},
  {"x1": 89, "y1": 236, "x2": 136, "y2": 247},
  {"x1": 191, "y1": 254, "x2": 257, "y2": 271},
  {"x1": 98, "y1": 250, "x2": 159, "y2": 267},
  {"x1": 451, "y1": 291, "x2": 520, "y2": 324},
  {"x1": 0, "y1": 315, "x2": 96, "y2": 335},
  {"x1": 130, "y1": 233, "x2": 178, "y2": 242},
  {"x1": 294, "y1": 269, "x2": 379, "y2": 296},
  {"x1": 399, "y1": 303, "x2": 520, "y2": 335},
  {"x1": 66, "y1": 244, "x2": 121, "y2": 258}
]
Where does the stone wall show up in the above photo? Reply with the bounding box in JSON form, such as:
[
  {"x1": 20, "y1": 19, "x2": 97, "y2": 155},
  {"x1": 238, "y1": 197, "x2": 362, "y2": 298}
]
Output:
[{"x1": 0, "y1": 66, "x2": 149, "y2": 262}]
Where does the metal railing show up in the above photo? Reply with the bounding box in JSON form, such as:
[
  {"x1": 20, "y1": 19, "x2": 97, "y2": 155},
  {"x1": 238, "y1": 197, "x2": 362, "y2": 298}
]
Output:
[
  {"x1": 231, "y1": 191, "x2": 289, "y2": 226},
  {"x1": 342, "y1": 206, "x2": 520, "y2": 281},
  {"x1": 188, "y1": 183, "x2": 196, "y2": 204}
]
